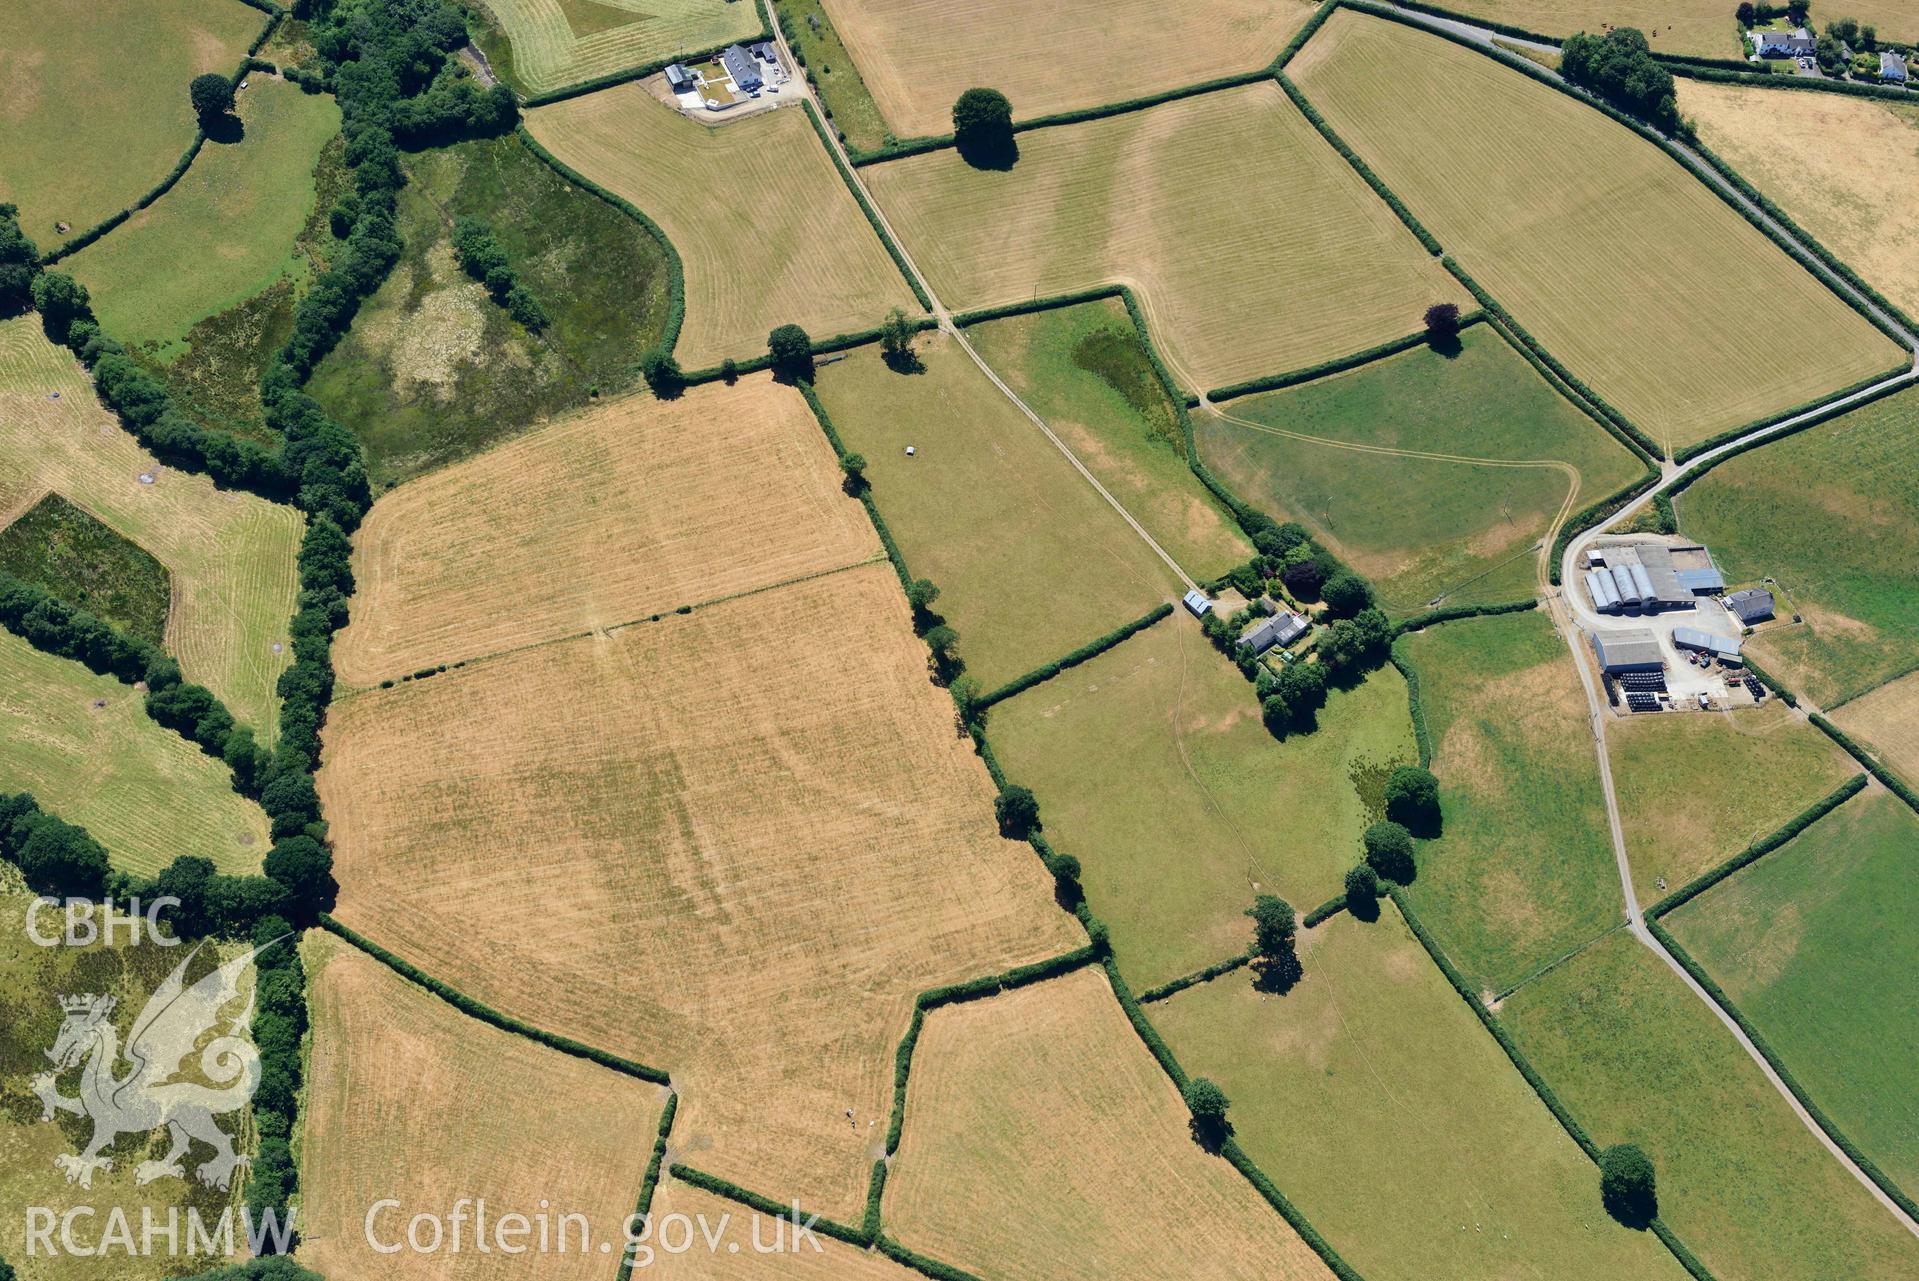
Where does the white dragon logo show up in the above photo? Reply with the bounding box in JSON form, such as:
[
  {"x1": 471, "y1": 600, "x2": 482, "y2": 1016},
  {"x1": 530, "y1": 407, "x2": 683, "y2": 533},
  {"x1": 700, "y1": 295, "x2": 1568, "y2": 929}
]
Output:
[{"x1": 30, "y1": 939, "x2": 274, "y2": 1191}]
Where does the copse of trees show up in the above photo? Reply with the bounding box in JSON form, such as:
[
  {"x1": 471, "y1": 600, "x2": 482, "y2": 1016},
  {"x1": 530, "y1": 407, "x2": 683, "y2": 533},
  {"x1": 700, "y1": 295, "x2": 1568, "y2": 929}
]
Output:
[
  {"x1": 1258, "y1": 659, "x2": 1328, "y2": 737},
  {"x1": 450, "y1": 216, "x2": 548, "y2": 331},
  {"x1": 190, "y1": 73, "x2": 236, "y2": 122},
  {"x1": 1560, "y1": 28, "x2": 1681, "y2": 134},
  {"x1": 1318, "y1": 607, "x2": 1392, "y2": 676},
  {"x1": 31, "y1": 271, "x2": 91, "y2": 345},
  {"x1": 0, "y1": 205, "x2": 38, "y2": 317},
  {"x1": 1320, "y1": 571, "x2": 1373, "y2": 618},
  {"x1": 0, "y1": 794, "x2": 111, "y2": 899},
  {"x1": 640, "y1": 348, "x2": 685, "y2": 398}
]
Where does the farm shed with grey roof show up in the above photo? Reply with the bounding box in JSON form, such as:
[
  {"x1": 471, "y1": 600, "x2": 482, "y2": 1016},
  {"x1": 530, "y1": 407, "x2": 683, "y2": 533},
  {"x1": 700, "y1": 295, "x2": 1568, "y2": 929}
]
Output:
[
  {"x1": 1674, "y1": 628, "x2": 1743, "y2": 662},
  {"x1": 1592, "y1": 628, "x2": 1665, "y2": 673}
]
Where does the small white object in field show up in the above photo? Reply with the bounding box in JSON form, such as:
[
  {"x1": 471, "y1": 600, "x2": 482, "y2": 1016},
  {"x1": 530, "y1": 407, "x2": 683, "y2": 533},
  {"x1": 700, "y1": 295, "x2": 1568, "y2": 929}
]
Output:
[
  {"x1": 905, "y1": 445, "x2": 917, "y2": 456},
  {"x1": 138, "y1": 473, "x2": 156, "y2": 485}
]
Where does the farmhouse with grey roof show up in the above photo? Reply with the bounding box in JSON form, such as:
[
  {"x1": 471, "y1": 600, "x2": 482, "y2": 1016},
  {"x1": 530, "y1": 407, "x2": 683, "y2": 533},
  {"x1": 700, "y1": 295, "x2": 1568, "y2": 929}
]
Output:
[
  {"x1": 721, "y1": 43, "x2": 763, "y2": 92},
  {"x1": 1883, "y1": 50, "x2": 1909, "y2": 82},
  {"x1": 1239, "y1": 610, "x2": 1310, "y2": 656},
  {"x1": 1725, "y1": 588, "x2": 1776, "y2": 624},
  {"x1": 1753, "y1": 27, "x2": 1815, "y2": 55}
]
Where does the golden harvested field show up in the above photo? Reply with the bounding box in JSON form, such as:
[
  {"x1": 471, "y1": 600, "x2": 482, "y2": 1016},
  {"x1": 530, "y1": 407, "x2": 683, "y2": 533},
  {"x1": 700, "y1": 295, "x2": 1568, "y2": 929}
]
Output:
[
  {"x1": 1609, "y1": 701, "x2": 1857, "y2": 907},
  {"x1": 864, "y1": 82, "x2": 1467, "y2": 394},
  {"x1": 1289, "y1": 12, "x2": 1905, "y2": 454},
  {"x1": 0, "y1": 631, "x2": 268, "y2": 876},
  {"x1": 1680, "y1": 80, "x2": 1919, "y2": 326},
  {"x1": 0, "y1": 318, "x2": 301, "y2": 737},
  {"x1": 479, "y1": 0, "x2": 760, "y2": 96},
  {"x1": 813, "y1": 334, "x2": 1182, "y2": 690},
  {"x1": 1447, "y1": 0, "x2": 1915, "y2": 49},
  {"x1": 822, "y1": 0, "x2": 1318, "y2": 138},
  {"x1": 524, "y1": 91, "x2": 917, "y2": 369},
  {"x1": 643, "y1": 1180, "x2": 923, "y2": 1278},
  {"x1": 334, "y1": 377, "x2": 878, "y2": 685},
  {"x1": 0, "y1": 0, "x2": 265, "y2": 241},
  {"x1": 320, "y1": 564, "x2": 1080, "y2": 1219},
  {"x1": 884, "y1": 966, "x2": 1335, "y2": 1281},
  {"x1": 298, "y1": 933, "x2": 668, "y2": 1280},
  {"x1": 1834, "y1": 669, "x2": 1919, "y2": 790}
]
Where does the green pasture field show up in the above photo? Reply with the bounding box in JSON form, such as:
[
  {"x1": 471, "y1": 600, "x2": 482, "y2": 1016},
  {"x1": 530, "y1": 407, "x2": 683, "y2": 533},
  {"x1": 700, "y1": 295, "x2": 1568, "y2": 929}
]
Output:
[
  {"x1": 1396, "y1": 610, "x2": 1624, "y2": 998},
  {"x1": 775, "y1": 0, "x2": 890, "y2": 154},
  {"x1": 1675, "y1": 385, "x2": 1919, "y2": 708},
  {"x1": 1156, "y1": 905, "x2": 1691, "y2": 1281},
  {"x1": 307, "y1": 133, "x2": 673, "y2": 487},
  {"x1": 1500, "y1": 929, "x2": 1919, "y2": 1280},
  {"x1": 469, "y1": 0, "x2": 760, "y2": 96},
  {"x1": 0, "y1": 494, "x2": 172, "y2": 646},
  {"x1": 1667, "y1": 789, "x2": 1919, "y2": 1197},
  {"x1": 987, "y1": 614, "x2": 1416, "y2": 989},
  {"x1": 0, "y1": 0, "x2": 266, "y2": 241},
  {"x1": 66, "y1": 79, "x2": 341, "y2": 348},
  {"x1": 1608, "y1": 700, "x2": 1856, "y2": 906},
  {"x1": 0, "y1": 883, "x2": 248, "y2": 1281},
  {"x1": 1289, "y1": 11, "x2": 1904, "y2": 455},
  {"x1": 0, "y1": 631, "x2": 269, "y2": 877},
  {"x1": 131, "y1": 134, "x2": 349, "y2": 446},
  {"x1": 1198, "y1": 326, "x2": 1642, "y2": 611},
  {"x1": 967, "y1": 299, "x2": 1251, "y2": 584},
  {"x1": 813, "y1": 332, "x2": 1183, "y2": 690}
]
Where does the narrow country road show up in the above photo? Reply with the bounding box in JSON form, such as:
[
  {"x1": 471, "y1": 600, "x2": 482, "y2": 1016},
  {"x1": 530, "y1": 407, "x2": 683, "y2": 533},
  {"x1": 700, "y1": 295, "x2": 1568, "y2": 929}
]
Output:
[{"x1": 767, "y1": 10, "x2": 1198, "y2": 595}]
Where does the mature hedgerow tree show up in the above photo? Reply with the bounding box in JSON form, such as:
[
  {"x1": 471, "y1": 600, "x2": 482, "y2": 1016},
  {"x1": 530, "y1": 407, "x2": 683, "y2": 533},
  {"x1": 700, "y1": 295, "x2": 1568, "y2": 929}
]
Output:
[
  {"x1": 768, "y1": 323, "x2": 813, "y2": 382},
  {"x1": 0, "y1": 204, "x2": 39, "y2": 317},
  {"x1": 190, "y1": 73, "x2": 236, "y2": 121},
  {"x1": 1363, "y1": 820, "x2": 1417, "y2": 885},
  {"x1": 1600, "y1": 1144, "x2": 1658, "y2": 1228},
  {"x1": 1183, "y1": 1078, "x2": 1232, "y2": 1150},
  {"x1": 953, "y1": 87, "x2": 1015, "y2": 169},
  {"x1": 1385, "y1": 765, "x2": 1443, "y2": 836},
  {"x1": 994, "y1": 784, "x2": 1040, "y2": 838}
]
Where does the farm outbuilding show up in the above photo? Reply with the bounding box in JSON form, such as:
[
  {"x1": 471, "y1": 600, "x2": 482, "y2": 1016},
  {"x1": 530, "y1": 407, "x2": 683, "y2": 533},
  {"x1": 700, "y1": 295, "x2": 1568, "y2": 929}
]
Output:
[
  {"x1": 1591, "y1": 628, "x2": 1665, "y2": 674},
  {"x1": 665, "y1": 63, "x2": 694, "y2": 91},
  {"x1": 1725, "y1": 588, "x2": 1775, "y2": 624},
  {"x1": 1182, "y1": 590, "x2": 1212, "y2": 618},
  {"x1": 1673, "y1": 627, "x2": 1743, "y2": 663},
  {"x1": 1584, "y1": 540, "x2": 1725, "y2": 614}
]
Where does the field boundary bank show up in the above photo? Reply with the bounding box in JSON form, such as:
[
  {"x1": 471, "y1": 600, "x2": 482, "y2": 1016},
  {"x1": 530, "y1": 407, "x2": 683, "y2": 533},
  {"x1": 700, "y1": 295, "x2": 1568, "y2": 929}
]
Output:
[
  {"x1": 318, "y1": 914, "x2": 673, "y2": 1083},
  {"x1": 1388, "y1": 626, "x2": 1721, "y2": 1279},
  {"x1": 1647, "y1": 911, "x2": 1919, "y2": 1223},
  {"x1": 1275, "y1": 72, "x2": 1443, "y2": 256},
  {"x1": 1342, "y1": 0, "x2": 1919, "y2": 367},
  {"x1": 339, "y1": 553, "x2": 888, "y2": 693},
  {"x1": 1809, "y1": 716, "x2": 1919, "y2": 819},
  {"x1": 1206, "y1": 313, "x2": 1482, "y2": 402},
  {"x1": 973, "y1": 603, "x2": 1174, "y2": 710},
  {"x1": 40, "y1": 7, "x2": 287, "y2": 264},
  {"x1": 1646, "y1": 774, "x2": 1868, "y2": 918},
  {"x1": 1137, "y1": 885, "x2": 1356, "y2": 1004},
  {"x1": 842, "y1": 0, "x2": 1341, "y2": 168}
]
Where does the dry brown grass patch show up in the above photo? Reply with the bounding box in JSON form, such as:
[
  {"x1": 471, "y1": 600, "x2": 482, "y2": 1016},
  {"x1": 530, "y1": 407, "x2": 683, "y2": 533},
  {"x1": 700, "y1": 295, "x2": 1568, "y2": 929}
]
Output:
[
  {"x1": 883, "y1": 966, "x2": 1336, "y2": 1280},
  {"x1": 297, "y1": 933, "x2": 666, "y2": 1281},
  {"x1": 320, "y1": 564, "x2": 1078, "y2": 1217},
  {"x1": 1833, "y1": 669, "x2": 1919, "y2": 790},
  {"x1": 643, "y1": 1180, "x2": 920, "y2": 1278},
  {"x1": 334, "y1": 376, "x2": 878, "y2": 684}
]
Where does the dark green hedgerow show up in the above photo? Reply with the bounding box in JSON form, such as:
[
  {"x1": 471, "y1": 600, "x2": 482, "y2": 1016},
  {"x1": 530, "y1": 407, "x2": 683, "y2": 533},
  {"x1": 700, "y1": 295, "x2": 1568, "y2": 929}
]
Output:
[
  {"x1": 1672, "y1": 365, "x2": 1914, "y2": 465},
  {"x1": 666, "y1": 1165, "x2": 869, "y2": 1247},
  {"x1": 875, "y1": 1238, "x2": 985, "y2": 1281},
  {"x1": 1665, "y1": 61, "x2": 1918, "y2": 102},
  {"x1": 796, "y1": 382, "x2": 912, "y2": 589},
  {"x1": 613, "y1": 1094, "x2": 679, "y2": 1281},
  {"x1": 974, "y1": 603, "x2": 1173, "y2": 709},
  {"x1": 1480, "y1": 313, "x2": 1659, "y2": 468},
  {"x1": 1207, "y1": 317, "x2": 1483, "y2": 402},
  {"x1": 678, "y1": 315, "x2": 939, "y2": 387},
  {"x1": 1650, "y1": 51, "x2": 1769, "y2": 73},
  {"x1": 1277, "y1": 74, "x2": 1443, "y2": 255},
  {"x1": 319, "y1": 915, "x2": 672, "y2": 1083},
  {"x1": 1547, "y1": 470, "x2": 1661, "y2": 585},
  {"x1": 1647, "y1": 775, "x2": 1866, "y2": 918},
  {"x1": 1810, "y1": 716, "x2": 1919, "y2": 817},
  {"x1": 798, "y1": 100, "x2": 932, "y2": 310},
  {"x1": 1301, "y1": 892, "x2": 1352, "y2": 929},
  {"x1": 1392, "y1": 598, "x2": 1538, "y2": 637},
  {"x1": 1136, "y1": 951, "x2": 1253, "y2": 1004},
  {"x1": 1372, "y1": 0, "x2": 1560, "y2": 43},
  {"x1": 1277, "y1": 0, "x2": 1341, "y2": 69},
  {"x1": 1649, "y1": 919, "x2": 1919, "y2": 1227}
]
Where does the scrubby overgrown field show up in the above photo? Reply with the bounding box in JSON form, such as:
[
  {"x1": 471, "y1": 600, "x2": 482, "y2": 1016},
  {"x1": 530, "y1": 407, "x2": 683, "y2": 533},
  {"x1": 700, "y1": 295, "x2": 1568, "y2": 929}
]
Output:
[
  {"x1": 814, "y1": 333, "x2": 1182, "y2": 689},
  {"x1": 1395, "y1": 610, "x2": 1622, "y2": 998},
  {"x1": 0, "y1": 318, "x2": 301, "y2": 737},
  {"x1": 473, "y1": 0, "x2": 761, "y2": 95},
  {"x1": 1666, "y1": 790, "x2": 1919, "y2": 1199},
  {"x1": 298, "y1": 932, "x2": 668, "y2": 1281},
  {"x1": 1157, "y1": 906, "x2": 1690, "y2": 1281},
  {"x1": 526, "y1": 89, "x2": 917, "y2": 369},
  {"x1": 1199, "y1": 326, "x2": 1643, "y2": 611},
  {"x1": 0, "y1": 0, "x2": 265, "y2": 239},
  {"x1": 883, "y1": 966, "x2": 1338, "y2": 1280},
  {"x1": 989, "y1": 615, "x2": 1416, "y2": 989},
  {"x1": 822, "y1": 0, "x2": 1319, "y2": 138},
  {"x1": 968, "y1": 299, "x2": 1251, "y2": 583},
  {"x1": 1289, "y1": 11, "x2": 1904, "y2": 454},
  {"x1": 865, "y1": 82, "x2": 1467, "y2": 393},
  {"x1": 1502, "y1": 930, "x2": 1919, "y2": 1280},
  {"x1": 0, "y1": 632, "x2": 270, "y2": 876},
  {"x1": 306, "y1": 132, "x2": 674, "y2": 486},
  {"x1": 1676, "y1": 385, "x2": 1919, "y2": 707},
  {"x1": 321, "y1": 565, "x2": 1079, "y2": 1218},
  {"x1": 333, "y1": 376, "x2": 878, "y2": 685},
  {"x1": 65, "y1": 80, "x2": 341, "y2": 347},
  {"x1": 1608, "y1": 700, "x2": 1856, "y2": 905},
  {"x1": 0, "y1": 494, "x2": 172, "y2": 645}
]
